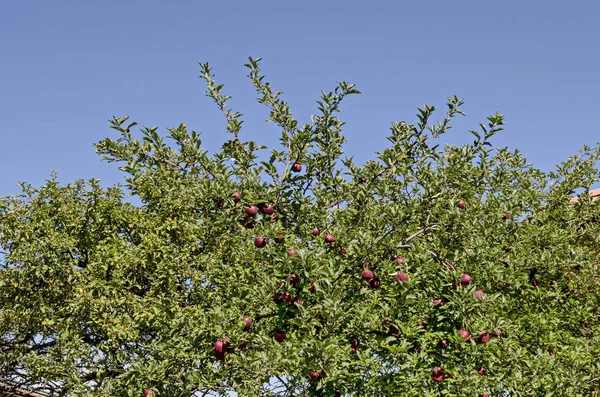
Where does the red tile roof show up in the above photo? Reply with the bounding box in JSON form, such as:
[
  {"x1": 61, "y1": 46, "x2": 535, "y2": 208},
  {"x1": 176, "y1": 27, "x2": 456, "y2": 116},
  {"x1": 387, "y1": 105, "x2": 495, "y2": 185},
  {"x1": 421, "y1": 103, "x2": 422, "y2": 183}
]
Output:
[{"x1": 570, "y1": 188, "x2": 600, "y2": 205}]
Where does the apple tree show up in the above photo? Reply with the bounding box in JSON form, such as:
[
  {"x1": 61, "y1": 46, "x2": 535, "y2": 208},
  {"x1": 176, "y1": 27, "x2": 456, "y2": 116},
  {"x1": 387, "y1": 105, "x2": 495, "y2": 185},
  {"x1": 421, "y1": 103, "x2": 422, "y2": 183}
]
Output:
[{"x1": 1, "y1": 57, "x2": 600, "y2": 396}]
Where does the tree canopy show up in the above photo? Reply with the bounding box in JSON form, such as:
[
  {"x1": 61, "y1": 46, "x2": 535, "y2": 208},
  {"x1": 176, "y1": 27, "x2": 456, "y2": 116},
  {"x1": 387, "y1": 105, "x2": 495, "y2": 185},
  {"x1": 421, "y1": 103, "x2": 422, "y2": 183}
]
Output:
[{"x1": 1, "y1": 57, "x2": 599, "y2": 397}]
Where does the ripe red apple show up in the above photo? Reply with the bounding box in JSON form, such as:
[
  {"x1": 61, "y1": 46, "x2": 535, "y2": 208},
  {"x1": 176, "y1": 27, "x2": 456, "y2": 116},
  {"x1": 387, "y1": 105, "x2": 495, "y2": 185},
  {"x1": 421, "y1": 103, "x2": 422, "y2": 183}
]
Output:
[
  {"x1": 308, "y1": 370, "x2": 321, "y2": 380},
  {"x1": 324, "y1": 234, "x2": 335, "y2": 243},
  {"x1": 289, "y1": 274, "x2": 300, "y2": 286},
  {"x1": 309, "y1": 282, "x2": 317, "y2": 293},
  {"x1": 362, "y1": 269, "x2": 374, "y2": 281},
  {"x1": 282, "y1": 291, "x2": 293, "y2": 304},
  {"x1": 479, "y1": 394, "x2": 490, "y2": 397},
  {"x1": 350, "y1": 338, "x2": 359, "y2": 352},
  {"x1": 243, "y1": 317, "x2": 253, "y2": 330},
  {"x1": 274, "y1": 232, "x2": 286, "y2": 244},
  {"x1": 369, "y1": 277, "x2": 381, "y2": 289},
  {"x1": 393, "y1": 256, "x2": 405, "y2": 265},
  {"x1": 395, "y1": 272, "x2": 408, "y2": 282},
  {"x1": 460, "y1": 273, "x2": 472, "y2": 286},
  {"x1": 291, "y1": 163, "x2": 302, "y2": 173},
  {"x1": 274, "y1": 330, "x2": 286, "y2": 343},
  {"x1": 438, "y1": 339, "x2": 448, "y2": 348},
  {"x1": 143, "y1": 390, "x2": 155, "y2": 396},
  {"x1": 288, "y1": 247, "x2": 297, "y2": 257},
  {"x1": 261, "y1": 205, "x2": 275, "y2": 215},
  {"x1": 388, "y1": 324, "x2": 400, "y2": 336},
  {"x1": 457, "y1": 199, "x2": 466, "y2": 209},
  {"x1": 503, "y1": 212, "x2": 511, "y2": 220},
  {"x1": 254, "y1": 236, "x2": 267, "y2": 248},
  {"x1": 214, "y1": 339, "x2": 226, "y2": 359},
  {"x1": 458, "y1": 329, "x2": 471, "y2": 340},
  {"x1": 232, "y1": 192, "x2": 242, "y2": 203},
  {"x1": 431, "y1": 366, "x2": 445, "y2": 383},
  {"x1": 478, "y1": 367, "x2": 485, "y2": 376},
  {"x1": 338, "y1": 246, "x2": 347, "y2": 256},
  {"x1": 294, "y1": 297, "x2": 302, "y2": 306},
  {"x1": 473, "y1": 290, "x2": 484, "y2": 299},
  {"x1": 311, "y1": 227, "x2": 320, "y2": 236},
  {"x1": 432, "y1": 298, "x2": 444, "y2": 306},
  {"x1": 245, "y1": 205, "x2": 259, "y2": 217},
  {"x1": 478, "y1": 332, "x2": 490, "y2": 344}
]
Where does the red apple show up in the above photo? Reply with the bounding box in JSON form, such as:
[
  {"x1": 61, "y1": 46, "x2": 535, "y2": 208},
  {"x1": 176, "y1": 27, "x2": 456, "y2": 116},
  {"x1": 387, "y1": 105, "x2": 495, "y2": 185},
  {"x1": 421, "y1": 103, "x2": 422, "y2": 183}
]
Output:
[
  {"x1": 214, "y1": 339, "x2": 226, "y2": 359},
  {"x1": 274, "y1": 232, "x2": 286, "y2": 244},
  {"x1": 282, "y1": 291, "x2": 293, "y2": 304},
  {"x1": 294, "y1": 297, "x2": 302, "y2": 306},
  {"x1": 457, "y1": 200, "x2": 466, "y2": 209},
  {"x1": 274, "y1": 330, "x2": 286, "y2": 343},
  {"x1": 245, "y1": 206, "x2": 259, "y2": 217},
  {"x1": 291, "y1": 163, "x2": 302, "y2": 173},
  {"x1": 369, "y1": 277, "x2": 381, "y2": 289},
  {"x1": 311, "y1": 227, "x2": 320, "y2": 236},
  {"x1": 478, "y1": 367, "x2": 485, "y2": 376},
  {"x1": 473, "y1": 290, "x2": 484, "y2": 299},
  {"x1": 433, "y1": 298, "x2": 444, "y2": 306},
  {"x1": 393, "y1": 256, "x2": 405, "y2": 265},
  {"x1": 388, "y1": 324, "x2": 400, "y2": 336},
  {"x1": 243, "y1": 317, "x2": 253, "y2": 330},
  {"x1": 262, "y1": 205, "x2": 275, "y2": 215},
  {"x1": 479, "y1": 394, "x2": 490, "y2": 397},
  {"x1": 460, "y1": 273, "x2": 472, "y2": 286},
  {"x1": 362, "y1": 269, "x2": 374, "y2": 281},
  {"x1": 308, "y1": 371, "x2": 321, "y2": 380},
  {"x1": 289, "y1": 274, "x2": 300, "y2": 286},
  {"x1": 324, "y1": 234, "x2": 335, "y2": 243},
  {"x1": 338, "y1": 246, "x2": 347, "y2": 256},
  {"x1": 309, "y1": 282, "x2": 317, "y2": 293},
  {"x1": 431, "y1": 366, "x2": 445, "y2": 383},
  {"x1": 458, "y1": 329, "x2": 471, "y2": 340},
  {"x1": 288, "y1": 248, "x2": 297, "y2": 257},
  {"x1": 438, "y1": 339, "x2": 448, "y2": 348},
  {"x1": 478, "y1": 332, "x2": 490, "y2": 344},
  {"x1": 254, "y1": 236, "x2": 267, "y2": 248},
  {"x1": 503, "y1": 213, "x2": 511, "y2": 220},
  {"x1": 143, "y1": 390, "x2": 155, "y2": 396},
  {"x1": 350, "y1": 338, "x2": 359, "y2": 352},
  {"x1": 395, "y1": 272, "x2": 408, "y2": 282}
]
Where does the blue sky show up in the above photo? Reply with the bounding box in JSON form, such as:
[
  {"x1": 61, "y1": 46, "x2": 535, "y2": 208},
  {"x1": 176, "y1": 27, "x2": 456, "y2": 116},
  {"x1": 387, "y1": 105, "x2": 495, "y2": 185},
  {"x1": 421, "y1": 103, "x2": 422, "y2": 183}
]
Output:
[{"x1": 1, "y1": 1, "x2": 599, "y2": 196}]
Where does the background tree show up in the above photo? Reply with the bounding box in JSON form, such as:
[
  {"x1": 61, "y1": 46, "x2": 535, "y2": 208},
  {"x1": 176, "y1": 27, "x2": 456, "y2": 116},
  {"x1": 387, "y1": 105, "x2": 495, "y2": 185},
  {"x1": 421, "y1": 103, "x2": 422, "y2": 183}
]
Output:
[{"x1": 1, "y1": 57, "x2": 599, "y2": 396}]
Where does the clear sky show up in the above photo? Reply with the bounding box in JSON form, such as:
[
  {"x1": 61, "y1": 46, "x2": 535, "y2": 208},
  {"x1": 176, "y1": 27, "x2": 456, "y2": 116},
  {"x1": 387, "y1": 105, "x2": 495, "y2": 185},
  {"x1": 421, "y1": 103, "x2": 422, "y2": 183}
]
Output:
[{"x1": 1, "y1": 1, "x2": 599, "y2": 196}]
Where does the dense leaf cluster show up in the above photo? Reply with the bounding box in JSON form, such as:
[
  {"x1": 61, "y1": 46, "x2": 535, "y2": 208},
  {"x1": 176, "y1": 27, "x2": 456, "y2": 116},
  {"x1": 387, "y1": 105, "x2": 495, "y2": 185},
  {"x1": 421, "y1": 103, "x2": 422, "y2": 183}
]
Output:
[{"x1": 1, "y1": 58, "x2": 599, "y2": 396}]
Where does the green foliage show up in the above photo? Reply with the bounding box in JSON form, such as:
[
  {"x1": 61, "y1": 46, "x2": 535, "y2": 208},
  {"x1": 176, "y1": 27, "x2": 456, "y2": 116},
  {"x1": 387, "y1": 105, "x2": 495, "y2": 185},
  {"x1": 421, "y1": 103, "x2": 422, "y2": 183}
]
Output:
[{"x1": 1, "y1": 57, "x2": 600, "y2": 396}]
